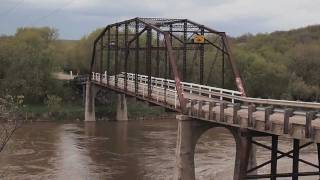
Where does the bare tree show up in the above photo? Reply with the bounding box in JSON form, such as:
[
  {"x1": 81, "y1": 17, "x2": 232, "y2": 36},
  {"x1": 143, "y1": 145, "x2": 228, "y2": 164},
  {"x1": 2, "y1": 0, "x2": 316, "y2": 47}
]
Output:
[{"x1": 0, "y1": 96, "x2": 23, "y2": 152}]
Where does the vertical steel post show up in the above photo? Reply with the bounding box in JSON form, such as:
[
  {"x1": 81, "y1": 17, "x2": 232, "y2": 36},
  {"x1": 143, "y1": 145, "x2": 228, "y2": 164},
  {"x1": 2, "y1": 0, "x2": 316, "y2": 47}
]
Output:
[
  {"x1": 115, "y1": 25, "x2": 119, "y2": 87},
  {"x1": 164, "y1": 44, "x2": 168, "y2": 103},
  {"x1": 222, "y1": 45, "x2": 225, "y2": 88},
  {"x1": 107, "y1": 28, "x2": 110, "y2": 85},
  {"x1": 100, "y1": 37, "x2": 103, "y2": 83},
  {"x1": 199, "y1": 27, "x2": 204, "y2": 85},
  {"x1": 156, "y1": 31, "x2": 160, "y2": 77},
  {"x1": 317, "y1": 143, "x2": 320, "y2": 178},
  {"x1": 169, "y1": 24, "x2": 173, "y2": 78},
  {"x1": 124, "y1": 23, "x2": 128, "y2": 91},
  {"x1": 183, "y1": 21, "x2": 187, "y2": 81},
  {"x1": 271, "y1": 135, "x2": 278, "y2": 180},
  {"x1": 135, "y1": 21, "x2": 139, "y2": 94},
  {"x1": 292, "y1": 139, "x2": 300, "y2": 180},
  {"x1": 89, "y1": 42, "x2": 97, "y2": 80},
  {"x1": 146, "y1": 27, "x2": 152, "y2": 97}
]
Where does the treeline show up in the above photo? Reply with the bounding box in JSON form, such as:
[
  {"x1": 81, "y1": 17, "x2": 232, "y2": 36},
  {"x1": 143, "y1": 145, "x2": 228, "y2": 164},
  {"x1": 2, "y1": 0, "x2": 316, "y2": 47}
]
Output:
[
  {"x1": 0, "y1": 25, "x2": 319, "y2": 105},
  {"x1": 0, "y1": 27, "x2": 59, "y2": 103},
  {"x1": 0, "y1": 27, "x2": 84, "y2": 105},
  {"x1": 233, "y1": 25, "x2": 320, "y2": 101}
]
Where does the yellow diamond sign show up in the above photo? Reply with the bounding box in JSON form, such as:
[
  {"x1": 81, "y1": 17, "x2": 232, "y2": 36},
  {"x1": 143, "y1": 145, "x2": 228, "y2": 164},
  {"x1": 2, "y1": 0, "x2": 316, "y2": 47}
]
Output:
[{"x1": 193, "y1": 35, "x2": 205, "y2": 43}]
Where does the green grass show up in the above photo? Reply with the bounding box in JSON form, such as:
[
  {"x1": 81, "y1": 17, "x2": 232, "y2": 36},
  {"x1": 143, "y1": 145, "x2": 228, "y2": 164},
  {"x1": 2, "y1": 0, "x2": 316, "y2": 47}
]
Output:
[
  {"x1": 22, "y1": 104, "x2": 49, "y2": 114},
  {"x1": 127, "y1": 101, "x2": 166, "y2": 117},
  {"x1": 21, "y1": 99, "x2": 171, "y2": 121}
]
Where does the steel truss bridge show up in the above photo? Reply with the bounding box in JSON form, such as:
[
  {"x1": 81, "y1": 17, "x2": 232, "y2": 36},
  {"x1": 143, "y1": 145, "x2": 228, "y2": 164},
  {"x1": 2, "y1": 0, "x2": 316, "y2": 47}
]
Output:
[{"x1": 84, "y1": 17, "x2": 320, "y2": 180}]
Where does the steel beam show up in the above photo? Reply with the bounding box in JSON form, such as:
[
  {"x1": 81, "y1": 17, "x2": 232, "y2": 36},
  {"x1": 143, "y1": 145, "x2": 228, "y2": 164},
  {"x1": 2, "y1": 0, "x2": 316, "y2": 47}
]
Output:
[
  {"x1": 164, "y1": 32, "x2": 187, "y2": 112},
  {"x1": 135, "y1": 20, "x2": 139, "y2": 94},
  {"x1": 115, "y1": 25, "x2": 119, "y2": 87},
  {"x1": 293, "y1": 139, "x2": 300, "y2": 180},
  {"x1": 107, "y1": 28, "x2": 110, "y2": 85},
  {"x1": 247, "y1": 142, "x2": 315, "y2": 173},
  {"x1": 271, "y1": 135, "x2": 278, "y2": 180},
  {"x1": 199, "y1": 28, "x2": 204, "y2": 85},
  {"x1": 124, "y1": 23, "x2": 128, "y2": 91},
  {"x1": 146, "y1": 28, "x2": 152, "y2": 97},
  {"x1": 156, "y1": 31, "x2": 160, "y2": 77},
  {"x1": 183, "y1": 21, "x2": 187, "y2": 81}
]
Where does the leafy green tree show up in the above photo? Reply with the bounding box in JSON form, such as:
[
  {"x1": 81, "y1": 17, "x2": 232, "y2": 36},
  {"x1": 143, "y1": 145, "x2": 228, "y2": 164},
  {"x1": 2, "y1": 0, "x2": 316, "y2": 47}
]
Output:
[
  {"x1": 0, "y1": 95, "x2": 24, "y2": 152},
  {"x1": 0, "y1": 27, "x2": 58, "y2": 103}
]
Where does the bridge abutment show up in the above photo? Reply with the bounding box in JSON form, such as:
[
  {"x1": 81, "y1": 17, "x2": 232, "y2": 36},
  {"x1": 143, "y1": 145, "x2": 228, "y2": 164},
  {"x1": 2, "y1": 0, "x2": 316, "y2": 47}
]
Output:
[
  {"x1": 85, "y1": 81, "x2": 97, "y2": 122},
  {"x1": 116, "y1": 94, "x2": 128, "y2": 121}
]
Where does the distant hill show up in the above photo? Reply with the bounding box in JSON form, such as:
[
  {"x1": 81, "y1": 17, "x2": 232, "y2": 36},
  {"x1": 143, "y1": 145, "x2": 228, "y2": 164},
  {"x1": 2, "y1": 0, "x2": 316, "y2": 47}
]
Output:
[{"x1": 229, "y1": 25, "x2": 320, "y2": 101}]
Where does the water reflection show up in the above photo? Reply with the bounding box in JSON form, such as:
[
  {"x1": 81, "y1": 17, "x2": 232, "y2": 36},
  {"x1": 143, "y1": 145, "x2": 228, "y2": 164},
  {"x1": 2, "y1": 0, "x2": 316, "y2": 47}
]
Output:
[{"x1": 54, "y1": 124, "x2": 94, "y2": 179}]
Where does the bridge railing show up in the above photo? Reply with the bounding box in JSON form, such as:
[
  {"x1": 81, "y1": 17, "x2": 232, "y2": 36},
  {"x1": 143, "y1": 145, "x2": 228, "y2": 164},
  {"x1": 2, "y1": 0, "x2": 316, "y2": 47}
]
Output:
[
  {"x1": 128, "y1": 72, "x2": 320, "y2": 109},
  {"x1": 92, "y1": 72, "x2": 181, "y2": 109},
  {"x1": 90, "y1": 71, "x2": 320, "y2": 141},
  {"x1": 123, "y1": 72, "x2": 242, "y2": 103},
  {"x1": 91, "y1": 71, "x2": 320, "y2": 110},
  {"x1": 73, "y1": 74, "x2": 89, "y2": 84}
]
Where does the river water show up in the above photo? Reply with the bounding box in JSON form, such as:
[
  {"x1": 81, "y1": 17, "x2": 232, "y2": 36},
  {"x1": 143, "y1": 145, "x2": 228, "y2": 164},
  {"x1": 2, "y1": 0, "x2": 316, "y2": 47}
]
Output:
[{"x1": 0, "y1": 119, "x2": 319, "y2": 180}]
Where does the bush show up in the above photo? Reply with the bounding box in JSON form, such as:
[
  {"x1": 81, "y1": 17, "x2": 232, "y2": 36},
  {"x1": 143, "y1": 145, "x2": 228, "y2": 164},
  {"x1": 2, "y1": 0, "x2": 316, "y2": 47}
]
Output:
[{"x1": 44, "y1": 94, "x2": 62, "y2": 113}]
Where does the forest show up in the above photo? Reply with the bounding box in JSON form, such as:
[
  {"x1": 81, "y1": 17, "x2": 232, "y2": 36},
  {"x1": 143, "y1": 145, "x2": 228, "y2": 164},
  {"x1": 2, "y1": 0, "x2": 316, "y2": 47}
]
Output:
[{"x1": 0, "y1": 24, "x2": 319, "y2": 110}]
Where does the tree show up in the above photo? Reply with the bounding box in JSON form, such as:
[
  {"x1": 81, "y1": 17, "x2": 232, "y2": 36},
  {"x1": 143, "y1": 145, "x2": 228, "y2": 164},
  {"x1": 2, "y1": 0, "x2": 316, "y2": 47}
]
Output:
[
  {"x1": 0, "y1": 95, "x2": 24, "y2": 152},
  {"x1": 0, "y1": 27, "x2": 58, "y2": 103}
]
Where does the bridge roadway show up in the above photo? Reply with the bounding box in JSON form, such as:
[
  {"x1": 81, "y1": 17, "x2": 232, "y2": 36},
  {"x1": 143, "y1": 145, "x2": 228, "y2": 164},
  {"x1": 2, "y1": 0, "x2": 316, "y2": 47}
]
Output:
[{"x1": 90, "y1": 71, "x2": 320, "y2": 143}]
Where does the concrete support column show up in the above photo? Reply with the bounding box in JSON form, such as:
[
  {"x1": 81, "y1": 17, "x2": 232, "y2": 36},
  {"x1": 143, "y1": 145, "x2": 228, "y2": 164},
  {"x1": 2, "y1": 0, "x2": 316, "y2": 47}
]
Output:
[
  {"x1": 233, "y1": 130, "x2": 252, "y2": 180},
  {"x1": 82, "y1": 84, "x2": 86, "y2": 105},
  {"x1": 116, "y1": 94, "x2": 128, "y2": 121},
  {"x1": 174, "y1": 115, "x2": 215, "y2": 180},
  {"x1": 85, "y1": 81, "x2": 96, "y2": 122},
  {"x1": 249, "y1": 144, "x2": 257, "y2": 177}
]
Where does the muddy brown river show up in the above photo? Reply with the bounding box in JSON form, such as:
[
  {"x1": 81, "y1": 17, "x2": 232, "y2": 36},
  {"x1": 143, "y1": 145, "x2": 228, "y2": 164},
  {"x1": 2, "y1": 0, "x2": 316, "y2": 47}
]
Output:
[{"x1": 0, "y1": 120, "x2": 319, "y2": 179}]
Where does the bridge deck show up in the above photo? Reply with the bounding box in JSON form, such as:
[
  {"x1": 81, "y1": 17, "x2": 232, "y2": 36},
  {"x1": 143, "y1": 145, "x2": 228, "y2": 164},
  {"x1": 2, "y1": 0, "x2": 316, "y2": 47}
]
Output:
[{"x1": 89, "y1": 72, "x2": 320, "y2": 143}]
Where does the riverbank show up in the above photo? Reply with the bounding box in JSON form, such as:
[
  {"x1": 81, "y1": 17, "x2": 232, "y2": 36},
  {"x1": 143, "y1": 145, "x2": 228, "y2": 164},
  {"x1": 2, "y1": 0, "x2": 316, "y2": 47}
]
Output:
[{"x1": 21, "y1": 100, "x2": 175, "y2": 121}]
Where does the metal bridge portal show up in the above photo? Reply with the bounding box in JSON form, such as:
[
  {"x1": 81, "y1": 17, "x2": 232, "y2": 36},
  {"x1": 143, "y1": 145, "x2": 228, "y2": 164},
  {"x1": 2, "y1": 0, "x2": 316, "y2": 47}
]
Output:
[{"x1": 90, "y1": 17, "x2": 246, "y2": 112}]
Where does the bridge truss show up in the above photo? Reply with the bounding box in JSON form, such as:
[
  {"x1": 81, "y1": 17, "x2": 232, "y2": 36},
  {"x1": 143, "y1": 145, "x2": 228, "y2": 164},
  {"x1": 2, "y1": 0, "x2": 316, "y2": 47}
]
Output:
[{"x1": 90, "y1": 17, "x2": 246, "y2": 112}]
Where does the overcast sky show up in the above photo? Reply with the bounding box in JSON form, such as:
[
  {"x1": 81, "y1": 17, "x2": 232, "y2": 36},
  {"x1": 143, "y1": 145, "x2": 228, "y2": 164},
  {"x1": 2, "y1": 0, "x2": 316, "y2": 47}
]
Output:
[{"x1": 1, "y1": 0, "x2": 320, "y2": 39}]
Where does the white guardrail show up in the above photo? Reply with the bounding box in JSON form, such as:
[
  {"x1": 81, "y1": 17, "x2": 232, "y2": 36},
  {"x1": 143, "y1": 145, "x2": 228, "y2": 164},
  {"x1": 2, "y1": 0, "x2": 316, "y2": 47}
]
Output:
[
  {"x1": 91, "y1": 71, "x2": 242, "y2": 104},
  {"x1": 92, "y1": 71, "x2": 180, "y2": 108},
  {"x1": 91, "y1": 71, "x2": 320, "y2": 109}
]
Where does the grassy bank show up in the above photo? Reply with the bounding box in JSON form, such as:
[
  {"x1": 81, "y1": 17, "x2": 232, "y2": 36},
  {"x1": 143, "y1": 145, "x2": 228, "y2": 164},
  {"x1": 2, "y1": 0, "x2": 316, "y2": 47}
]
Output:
[{"x1": 21, "y1": 99, "x2": 172, "y2": 121}]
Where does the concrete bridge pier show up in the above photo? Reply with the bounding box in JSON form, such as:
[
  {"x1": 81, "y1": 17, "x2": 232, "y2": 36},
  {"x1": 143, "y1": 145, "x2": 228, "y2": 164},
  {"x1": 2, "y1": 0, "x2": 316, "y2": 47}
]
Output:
[
  {"x1": 174, "y1": 115, "x2": 216, "y2": 180},
  {"x1": 116, "y1": 94, "x2": 128, "y2": 121},
  {"x1": 85, "y1": 81, "x2": 97, "y2": 122},
  {"x1": 174, "y1": 115, "x2": 256, "y2": 180},
  {"x1": 233, "y1": 131, "x2": 253, "y2": 180},
  {"x1": 82, "y1": 84, "x2": 86, "y2": 105}
]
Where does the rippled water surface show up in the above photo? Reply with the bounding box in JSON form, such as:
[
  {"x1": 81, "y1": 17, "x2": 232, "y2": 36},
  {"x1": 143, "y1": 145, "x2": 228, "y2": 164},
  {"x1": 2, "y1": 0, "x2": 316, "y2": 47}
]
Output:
[{"x1": 0, "y1": 120, "x2": 319, "y2": 179}]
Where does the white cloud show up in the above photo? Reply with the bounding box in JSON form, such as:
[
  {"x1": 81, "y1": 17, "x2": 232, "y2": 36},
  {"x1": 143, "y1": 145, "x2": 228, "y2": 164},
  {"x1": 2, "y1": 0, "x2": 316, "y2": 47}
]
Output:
[{"x1": 1, "y1": 0, "x2": 320, "y2": 39}]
